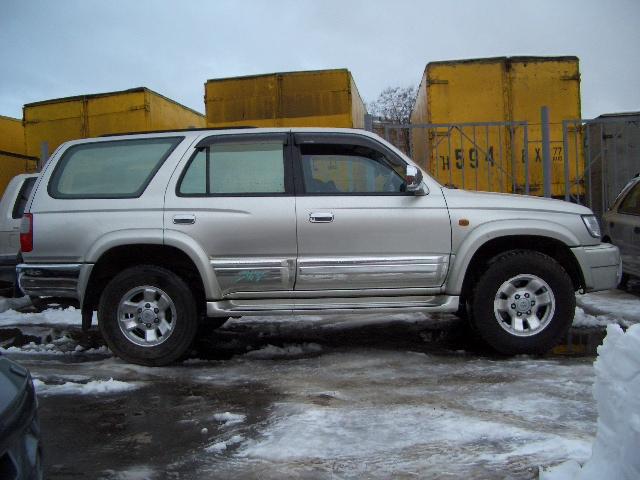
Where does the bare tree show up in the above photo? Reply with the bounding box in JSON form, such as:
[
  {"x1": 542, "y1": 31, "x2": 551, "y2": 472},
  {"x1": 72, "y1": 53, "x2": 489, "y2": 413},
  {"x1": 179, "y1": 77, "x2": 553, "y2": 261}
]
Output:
[
  {"x1": 368, "y1": 86, "x2": 416, "y2": 154},
  {"x1": 368, "y1": 86, "x2": 416, "y2": 125}
]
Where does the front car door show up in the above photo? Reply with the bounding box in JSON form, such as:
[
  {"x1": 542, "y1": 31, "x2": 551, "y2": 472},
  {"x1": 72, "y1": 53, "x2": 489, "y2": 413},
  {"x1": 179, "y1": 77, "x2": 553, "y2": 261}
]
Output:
[
  {"x1": 165, "y1": 132, "x2": 297, "y2": 299},
  {"x1": 292, "y1": 132, "x2": 451, "y2": 293},
  {"x1": 611, "y1": 179, "x2": 640, "y2": 276}
]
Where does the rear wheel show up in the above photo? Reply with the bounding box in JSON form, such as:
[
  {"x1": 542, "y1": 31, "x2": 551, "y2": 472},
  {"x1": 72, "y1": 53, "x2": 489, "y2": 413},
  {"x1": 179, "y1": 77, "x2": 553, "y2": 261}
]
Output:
[
  {"x1": 98, "y1": 265, "x2": 198, "y2": 366},
  {"x1": 470, "y1": 250, "x2": 575, "y2": 355}
]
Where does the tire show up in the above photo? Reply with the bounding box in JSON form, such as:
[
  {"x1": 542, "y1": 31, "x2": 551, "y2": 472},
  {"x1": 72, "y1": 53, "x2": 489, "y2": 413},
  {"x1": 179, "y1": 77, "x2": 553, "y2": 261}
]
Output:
[
  {"x1": 469, "y1": 250, "x2": 575, "y2": 355},
  {"x1": 618, "y1": 273, "x2": 630, "y2": 290},
  {"x1": 98, "y1": 265, "x2": 198, "y2": 366}
]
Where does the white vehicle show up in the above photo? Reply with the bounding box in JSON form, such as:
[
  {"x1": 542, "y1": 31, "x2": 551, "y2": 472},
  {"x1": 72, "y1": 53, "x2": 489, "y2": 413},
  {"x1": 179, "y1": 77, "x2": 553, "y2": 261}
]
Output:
[
  {"x1": 17, "y1": 128, "x2": 621, "y2": 365},
  {"x1": 0, "y1": 174, "x2": 37, "y2": 288}
]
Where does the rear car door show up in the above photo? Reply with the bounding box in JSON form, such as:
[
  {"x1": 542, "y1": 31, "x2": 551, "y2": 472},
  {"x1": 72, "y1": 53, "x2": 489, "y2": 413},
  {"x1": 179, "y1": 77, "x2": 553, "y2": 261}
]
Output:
[
  {"x1": 292, "y1": 132, "x2": 451, "y2": 292},
  {"x1": 165, "y1": 132, "x2": 298, "y2": 298}
]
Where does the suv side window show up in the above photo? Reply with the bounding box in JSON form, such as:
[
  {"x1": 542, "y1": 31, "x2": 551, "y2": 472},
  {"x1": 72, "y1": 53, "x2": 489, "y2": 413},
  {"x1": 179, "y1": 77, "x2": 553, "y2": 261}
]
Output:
[
  {"x1": 178, "y1": 140, "x2": 286, "y2": 195},
  {"x1": 298, "y1": 143, "x2": 406, "y2": 194},
  {"x1": 49, "y1": 137, "x2": 182, "y2": 199},
  {"x1": 619, "y1": 181, "x2": 640, "y2": 215}
]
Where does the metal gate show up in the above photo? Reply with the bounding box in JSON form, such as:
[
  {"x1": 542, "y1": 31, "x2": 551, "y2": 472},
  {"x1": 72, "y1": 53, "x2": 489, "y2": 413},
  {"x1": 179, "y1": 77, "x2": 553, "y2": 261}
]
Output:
[
  {"x1": 373, "y1": 120, "x2": 566, "y2": 196},
  {"x1": 370, "y1": 113, "x2": 640, "y2": 217},
  {"x1": 563, "y1": 114, "x2": 640, "y2": 217}
]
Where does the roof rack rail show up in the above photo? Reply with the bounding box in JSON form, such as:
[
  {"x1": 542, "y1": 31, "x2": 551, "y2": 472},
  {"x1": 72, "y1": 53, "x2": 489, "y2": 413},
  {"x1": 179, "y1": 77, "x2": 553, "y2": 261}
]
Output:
[{"x1": 99, "y1": 126, "x2": 257, "y2": 137}]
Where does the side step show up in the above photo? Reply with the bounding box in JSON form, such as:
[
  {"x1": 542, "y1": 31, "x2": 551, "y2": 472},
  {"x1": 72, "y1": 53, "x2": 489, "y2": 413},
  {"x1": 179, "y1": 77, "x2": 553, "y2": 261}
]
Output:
[{"x1": 206, "y1": 295, "x2": 459, "y2": 317}]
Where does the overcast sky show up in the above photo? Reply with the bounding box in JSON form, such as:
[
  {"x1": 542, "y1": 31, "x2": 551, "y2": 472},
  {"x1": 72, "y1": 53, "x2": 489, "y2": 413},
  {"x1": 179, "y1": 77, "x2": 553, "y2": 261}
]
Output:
[{"x1": 1, "y1": 0, "x2": 639, "y2": 119}]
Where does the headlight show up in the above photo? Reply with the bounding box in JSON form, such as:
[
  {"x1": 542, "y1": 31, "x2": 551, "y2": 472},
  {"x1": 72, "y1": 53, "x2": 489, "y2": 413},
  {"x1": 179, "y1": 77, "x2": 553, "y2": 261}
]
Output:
[{"x1": 582, "y1": 214, "x2": 601, "y2": 238}]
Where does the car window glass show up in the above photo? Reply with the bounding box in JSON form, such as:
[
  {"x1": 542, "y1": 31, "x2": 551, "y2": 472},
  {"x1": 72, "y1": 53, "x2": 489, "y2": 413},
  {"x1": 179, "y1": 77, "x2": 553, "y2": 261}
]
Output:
[
  {"x1": 300, "y1": 144, "x2": 405, "y2": 194},
  {"x1": 12, "y1": 177, "x2": 37, "y2": 219},
  {"x1": 179, "y1": 150, "x2": 206, "y2": 194},
  {"x1": 50, "y1": 137, "x2": 181, "y2": 198},
  {"x1": 210, "y1": 142, "x2": 284, "y2": 194},
  {"x1": 619, "y1": 182, "x2": 640, "y2": 215},
  {"x1": 179, "y1": 141, "x2": 285, "y2": 195}
]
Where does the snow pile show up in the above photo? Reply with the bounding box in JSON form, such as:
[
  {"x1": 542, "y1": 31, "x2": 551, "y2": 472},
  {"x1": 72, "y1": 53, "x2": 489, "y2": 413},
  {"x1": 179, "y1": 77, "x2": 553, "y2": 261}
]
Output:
[
  {"x1": 244, "y1": 343, "x2": 322, "y2": 359},
  {"x1": 33, "y1": 377, "x2": 139, "y2": 396},
  {"x1": 212, "y1": 412, "x2": 246, "y2": 426},
  {"x1": 540, "y1": 324, "x2": 640, "y2": 480}
]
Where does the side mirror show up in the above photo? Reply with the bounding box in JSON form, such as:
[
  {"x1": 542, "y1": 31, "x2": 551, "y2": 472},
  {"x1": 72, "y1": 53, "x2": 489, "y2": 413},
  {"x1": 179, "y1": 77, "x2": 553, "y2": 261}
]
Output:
[{"x1": 406, "y1": 165, "x2": 426, "y2": 195}]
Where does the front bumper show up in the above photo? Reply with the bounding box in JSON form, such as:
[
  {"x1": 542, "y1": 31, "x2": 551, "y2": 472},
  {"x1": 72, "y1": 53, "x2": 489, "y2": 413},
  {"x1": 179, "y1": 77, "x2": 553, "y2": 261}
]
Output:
[
  {"x1": 571, "y1": 243, "x2": 621, "y2": 292},
  {"x1": 16, "y1": 263, "x2": 92, "y2": 304}
]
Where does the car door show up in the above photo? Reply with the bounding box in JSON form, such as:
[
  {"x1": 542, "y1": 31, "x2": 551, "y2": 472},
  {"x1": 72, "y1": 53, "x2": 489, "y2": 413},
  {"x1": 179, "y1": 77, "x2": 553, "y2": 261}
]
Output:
[
  {"x1": 165, "y1": 132, "x2": 297, "y2": 298},
  {"x1": 613, "y1": 180, "x2": 640, "y2": 276},
  {"x1": 292, "y1": 132, "x2": 451, "y2": 292}
]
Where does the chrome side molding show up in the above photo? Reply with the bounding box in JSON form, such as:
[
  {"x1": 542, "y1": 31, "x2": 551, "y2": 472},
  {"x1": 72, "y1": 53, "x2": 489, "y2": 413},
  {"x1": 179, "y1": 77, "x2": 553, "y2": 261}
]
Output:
[{"x1": 206, "y1": 295, "x2": 459, "y2": 317}]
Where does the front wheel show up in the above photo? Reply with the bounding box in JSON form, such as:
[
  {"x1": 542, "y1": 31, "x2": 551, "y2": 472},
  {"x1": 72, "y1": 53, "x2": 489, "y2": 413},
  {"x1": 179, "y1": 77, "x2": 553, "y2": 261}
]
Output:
[
  {"x1": 98, "y1": 265, "x2": 198, "y2": 366},
  {"x1": 470, "y1": 250, "x2": 575, "y2": 355}
]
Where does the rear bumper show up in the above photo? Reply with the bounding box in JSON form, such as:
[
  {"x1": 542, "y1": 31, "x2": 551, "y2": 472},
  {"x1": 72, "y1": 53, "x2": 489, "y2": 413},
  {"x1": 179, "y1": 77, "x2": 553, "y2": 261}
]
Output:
[
  {"x1": 571, "y1": 243, "x2": 621, "y2": 292},
  {"x1": 16, "y1": 263, "x2": 92, "y2": 304}
]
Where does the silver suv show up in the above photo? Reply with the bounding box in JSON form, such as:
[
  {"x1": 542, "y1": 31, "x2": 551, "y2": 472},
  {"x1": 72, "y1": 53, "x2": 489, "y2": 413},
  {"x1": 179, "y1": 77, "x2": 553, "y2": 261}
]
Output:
[{"x1": 17, "y1": 129, "x2": 621, "y2": 365}]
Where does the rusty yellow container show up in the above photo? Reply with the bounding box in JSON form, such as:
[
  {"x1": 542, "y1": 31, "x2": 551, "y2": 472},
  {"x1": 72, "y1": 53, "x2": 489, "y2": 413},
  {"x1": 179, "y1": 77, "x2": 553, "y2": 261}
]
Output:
[
  {"x1": 0, "y1": 115, "x2": 26, "y2": 155},
  {"x1": 24, "y1": 87, "x2": 206, "y2": 157},
  {"x1": 205, "y1": 69, "x2": 365, "y2": 128},
  {"x1": 410, "y1": 57, "x2": 582, "y2": 197},
  {"x1": 0, "y1": 151, "x2": 38, "y2": 194}
]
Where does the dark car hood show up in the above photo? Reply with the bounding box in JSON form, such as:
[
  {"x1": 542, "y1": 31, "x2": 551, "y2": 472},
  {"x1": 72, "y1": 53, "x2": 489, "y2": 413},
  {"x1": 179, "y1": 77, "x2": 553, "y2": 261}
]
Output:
[{"x1": 0, "y1": 356, "x2": 34, "y2": 444}]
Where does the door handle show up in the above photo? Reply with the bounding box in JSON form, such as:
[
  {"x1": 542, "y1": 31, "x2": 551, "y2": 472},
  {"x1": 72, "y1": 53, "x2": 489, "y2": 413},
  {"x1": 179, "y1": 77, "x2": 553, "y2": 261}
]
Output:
[
  {"x1": 173, "y1": 214, "x2": 196, "y2": 225},
  {"x1": 309, "y1": 212, "x2": 334, "y2": 223}
]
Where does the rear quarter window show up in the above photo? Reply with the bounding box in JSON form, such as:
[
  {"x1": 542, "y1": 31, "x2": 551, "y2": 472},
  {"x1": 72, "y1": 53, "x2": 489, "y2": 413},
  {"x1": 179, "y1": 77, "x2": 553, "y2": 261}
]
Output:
[{"x1": 48, "y1": 137, "x2": 183, "y2": 199}]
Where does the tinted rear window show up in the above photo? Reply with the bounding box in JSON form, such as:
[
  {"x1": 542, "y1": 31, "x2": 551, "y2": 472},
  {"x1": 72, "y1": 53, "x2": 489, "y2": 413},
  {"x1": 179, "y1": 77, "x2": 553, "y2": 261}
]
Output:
[{"x1": 49, "y1": 137, "x2": 182, "y2": 199}]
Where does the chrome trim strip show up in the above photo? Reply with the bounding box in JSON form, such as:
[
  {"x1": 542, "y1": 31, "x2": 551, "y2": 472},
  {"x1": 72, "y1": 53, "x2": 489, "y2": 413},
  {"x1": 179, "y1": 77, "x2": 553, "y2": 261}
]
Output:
[
  {"x1": 17, "y1": 263, "x2": 83, "y2": 298},
  {"x1": 206, "y1": 295, "x2": 459, "y2": 317},
  {"x1": 210, "y1": 257, "x2": 296, "y2": 295},
  {"x1": 225, "y1": 287, "x2": 442, "y2": 299},
  {"x1": 296, "y1": 255, "x2": 449, "y2": 289}
]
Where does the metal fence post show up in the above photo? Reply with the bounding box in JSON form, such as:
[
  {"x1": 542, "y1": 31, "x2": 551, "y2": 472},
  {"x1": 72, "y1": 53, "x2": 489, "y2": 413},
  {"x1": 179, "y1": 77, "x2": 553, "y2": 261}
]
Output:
[
  {"x1": 541, "y1": 106, "x2": 552, "y2": 197},
  {"x1": 39, "y1": 141, "x2": 49, "y2": 171},
  {"x1": 562, "y1": 120, "x2": 570, "y2": 201},
  {"x1": 364, "y1": 114, "x2": 373, "y2": 132}
]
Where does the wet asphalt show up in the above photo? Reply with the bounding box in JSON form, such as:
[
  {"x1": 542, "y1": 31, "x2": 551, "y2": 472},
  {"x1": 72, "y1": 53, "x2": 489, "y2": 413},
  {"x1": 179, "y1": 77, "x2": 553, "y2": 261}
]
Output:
[{"x1": 2, "y1": 312, "x2": 604, "y2": 480}]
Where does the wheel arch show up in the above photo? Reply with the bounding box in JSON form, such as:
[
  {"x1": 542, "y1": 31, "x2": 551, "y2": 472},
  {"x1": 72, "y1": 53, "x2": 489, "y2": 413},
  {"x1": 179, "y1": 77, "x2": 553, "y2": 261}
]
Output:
[
  {"x1": 83, "y1": 242, "x2": 215, "y2": 321},
  {"x1": 448, "y1": 232, "x2": 586, "y2": 302}
]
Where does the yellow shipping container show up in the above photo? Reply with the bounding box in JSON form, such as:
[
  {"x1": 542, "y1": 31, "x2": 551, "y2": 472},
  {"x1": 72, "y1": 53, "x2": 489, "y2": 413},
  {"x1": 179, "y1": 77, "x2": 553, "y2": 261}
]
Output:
[
  {"x1": 0, "y1": 115, "x2": 26, "y2": 155},
  {"x1": 205, "y1": 69, "x2": 365, "y2": 129},
  {"x1": 0, "y1": 151, "x2": 38, "y2": 194},
  {"x1": 410, "y1": 56, "x2": 582, "y2": 197},
  {"x1": 24, "y1": 87, "x2": 206, "y2": 157}
]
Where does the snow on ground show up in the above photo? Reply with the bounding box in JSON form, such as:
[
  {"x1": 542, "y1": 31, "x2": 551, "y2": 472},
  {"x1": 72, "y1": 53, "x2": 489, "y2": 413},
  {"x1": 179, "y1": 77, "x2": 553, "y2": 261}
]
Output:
[
  {"x1": 211, "y1": 412, "x2": 247, "y2": 426},
  {"x1": 205, "y1": 434, "x2": 244, "y2": 453},
  {"x1": 0, "y1": 305, "x2": 82, "y2": 327},
  {"x1": 33, "y1": 377, "x2": 139, "y2": 396},
  {"x1": 244, "y1": 343, "x2": 323, "y2": 359},
  {"x1": 1, "y1": 289, "x2": 639, "y2": 477},
  {"x1": 576, "y1": 289, "x2": 640, "y2": 326},
  {"x1": 540, "y1": 323, "x2": 640, "y2": 480}
]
